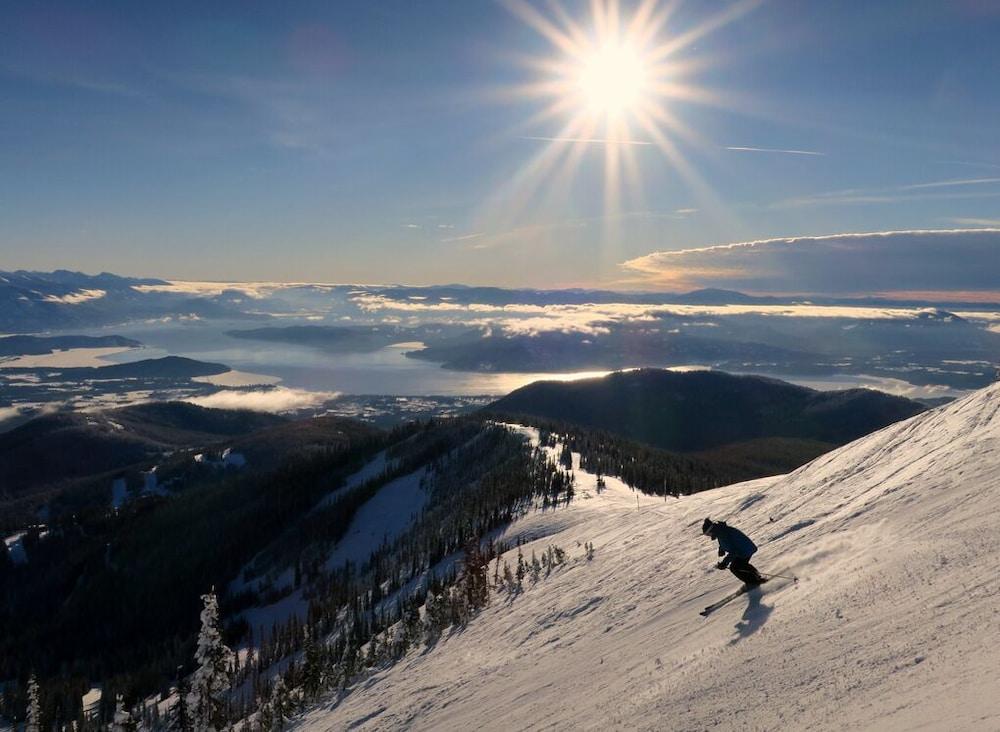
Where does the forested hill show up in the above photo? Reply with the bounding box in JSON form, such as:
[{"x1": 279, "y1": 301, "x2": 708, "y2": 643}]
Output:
[{"x1": 486, "y1": 369, "x2": 926, "y2": 452}]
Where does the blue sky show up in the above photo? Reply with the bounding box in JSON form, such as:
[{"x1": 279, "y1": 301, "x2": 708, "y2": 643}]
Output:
[{"x1": 1, "y1": 0, "x2": 999, "y2": 293}]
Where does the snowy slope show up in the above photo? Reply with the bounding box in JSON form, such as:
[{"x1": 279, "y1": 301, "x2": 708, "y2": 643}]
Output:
[
  {"x1": 295, "y1": 383, "x2": 1000, "y2": 731},
  {"x1": 237, "y1": 459, "x2": 425, "y2": 637},
  {"x1": 322, "y1": 466, "x2": 428, "y2": 571}
]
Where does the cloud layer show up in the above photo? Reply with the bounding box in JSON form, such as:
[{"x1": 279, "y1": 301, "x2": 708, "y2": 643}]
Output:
[
  {"x1": 621, "y1": 229, "x2": 1000, "y2": 294},
  {"x1": 184, "y1": 387, "x2": 339, "y2": 413},
  {"x1": 352, "y1": 292, "x2": 977, "y2": 337}
]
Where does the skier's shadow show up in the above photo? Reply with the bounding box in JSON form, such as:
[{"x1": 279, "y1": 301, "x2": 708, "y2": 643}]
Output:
[{"x1": 729, "y1": 586, "x2": 772, "y2": 644}]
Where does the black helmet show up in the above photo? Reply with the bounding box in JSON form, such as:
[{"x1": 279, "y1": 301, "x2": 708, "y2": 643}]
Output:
[{"x1": 702, "y1": 517, "x2": 714, "y2": 535}]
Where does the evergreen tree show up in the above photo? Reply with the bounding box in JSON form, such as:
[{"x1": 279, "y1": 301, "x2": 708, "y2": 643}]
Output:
[
  {"x1": 559, "y1": 443, "x2": 573, "y2": 469},
  {"x1": 447, "y1": 585, "x2": 469, "y2": 626},
  {"x1": 402, "y1": 605, "x2": 422, "y2": 650},
  {"x1": 270, "y1": 678, "x2": 288, "y2": 731},
  {"x1": 461, "y1": 540, "x2": 490, "y2": 610},
  {"x1": 257, "y1": 692, "x2": 273, "y2": 732},
  {"x1": 501, "y1": 562, "x2": 515, "y2": 595},
  {"x1": 530, "y1": 551, "x2": 541, "y2": 584},
  {"x1": 189, "y1": 590, "x2": 234, "y2": 732},
  {"x1": 301, "y1": 627, "x2": 322, "y2": 698},
  {"x1": 424, "y1": 591, "x2": 449, "y2": 637},
  {"x1": 25, "y1": 674, "x2": 41, "y2": 732},
  {"x1": 339, "y1": 628, "x2": 360, "y2": 684},
  {"x1": 172, "y1": 675, "x2": 193, "y2": 732}
]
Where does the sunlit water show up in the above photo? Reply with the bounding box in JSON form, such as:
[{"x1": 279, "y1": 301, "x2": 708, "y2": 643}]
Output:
[
  {"x1": 88, "y1": 322, "x2": 962, "y2": 398},
  {"x1": 93, "y1": 322, "x2": 617, "y2": 396}
]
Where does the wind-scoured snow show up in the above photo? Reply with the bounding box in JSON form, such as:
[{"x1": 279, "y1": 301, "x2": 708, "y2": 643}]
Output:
[{"x1": 295, "y1": 382, "x2": 1000, "y2": 731}]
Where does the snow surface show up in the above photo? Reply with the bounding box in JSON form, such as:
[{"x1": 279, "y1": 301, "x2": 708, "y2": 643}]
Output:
[
  {"x1": 237, "y1": 460, "x2": 427, "y2": 638},
  {"x1": 311, "y1": 450, "x2": 391, "y2": 513},
  {"x1": 322, "y1": 466, "x2": 428, "y2": 571},
  {"x1": 295, "y1": 382, "x2": 1000, "y2": 731},
  {"x1": 231, "y1": 450, "x2": 393, "y2": 598},
  {"x1": 4, "y1": 531, "x2": 28, "y2": 565}
]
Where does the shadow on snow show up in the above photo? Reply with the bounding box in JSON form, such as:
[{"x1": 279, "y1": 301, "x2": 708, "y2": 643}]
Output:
[{"x1": 729, "y1": 586, "x2": 772, "y2": 644}]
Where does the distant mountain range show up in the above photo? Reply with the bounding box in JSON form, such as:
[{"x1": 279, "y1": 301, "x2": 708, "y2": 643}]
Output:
[
  {"x1": 4, "y1": 269, "x2": 999, "y2": 335},
  {"x1": 486, "y1": 369, "x2": 927, "y2": 452},
  {"x1": 0, "y1": 270, "x2": 266, "y2": 331}
]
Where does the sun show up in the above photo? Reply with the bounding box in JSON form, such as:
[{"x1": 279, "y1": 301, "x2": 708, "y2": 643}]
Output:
[
  {"x1": 577, "y1": 42, "x2": 649, "y2": 118},
  {"x1": 492, "y1": 0, "x2": 757, "y2": 227}
]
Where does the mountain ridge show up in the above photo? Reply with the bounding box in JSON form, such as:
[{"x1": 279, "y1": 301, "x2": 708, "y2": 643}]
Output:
[{"x1": 486, "y1": 368, "x2": 926, "y2": 451}]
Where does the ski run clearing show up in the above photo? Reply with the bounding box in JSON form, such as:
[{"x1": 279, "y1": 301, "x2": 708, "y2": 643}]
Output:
[{"x1": 293, "y1": 381, "x2": 1000, "y2": 731}]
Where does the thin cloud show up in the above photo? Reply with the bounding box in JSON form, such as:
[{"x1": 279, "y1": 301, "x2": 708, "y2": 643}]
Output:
[
  {"x1": 901, "y1": 177, "x2": 1000, "y2": 190},
  {"x1": 518, "y1": 135, "x2": 654, "y2": 146},
  {"x1": 445, "y1": 212, "x2": 677, "y2": 249},
  {"x1": 936, "y1": 160, "x2": 1000, "y2": 171},
  {"x1": 774, "y1": 177, "x2": 1000, "y2": 208},
  {"x1": 725, "y1": 146, "x2": 826, "y2": 156},
  {"x1": 948, "y1": 217, "x2": 1000, "y2": 226},
  {"x1": 441, "y1": 232, "x2": 486, "y2": 243},
  {"x1": 621, "y1": 229, "x2": 1000, "y2": 295}
]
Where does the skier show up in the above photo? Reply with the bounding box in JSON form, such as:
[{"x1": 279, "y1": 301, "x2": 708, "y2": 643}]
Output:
[{"x1": 702, "y1": 517, "x2": 764, "y2": 587}]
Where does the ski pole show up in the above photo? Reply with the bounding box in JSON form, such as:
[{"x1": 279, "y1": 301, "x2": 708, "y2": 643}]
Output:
[{"x1": 760, "y1": 571, "x2": 798, "y2": 583}]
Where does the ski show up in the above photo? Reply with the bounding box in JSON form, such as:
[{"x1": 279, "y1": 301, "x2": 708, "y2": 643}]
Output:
[{"x1": 699, "y1": 579, "x2": 770, "y2": 617}]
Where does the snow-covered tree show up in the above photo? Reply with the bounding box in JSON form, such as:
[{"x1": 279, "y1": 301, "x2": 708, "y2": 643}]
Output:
[
  {"x1": 111, "y1": 695, "x2": 137, "y2": 732},
  {"x1": 270, "y1": 677, "x2": 288, "y2": 731},
  {"x1": 25, "y1": 674, "x2": 41, "y2": 732},
  {"x1": 173, "y1": 676, "x2": 193, "y2": 732},
  {"x1": 423, "y1": 591, "x2": 449, "y2": 637},
  {"x1": 188, "y1": 590, "x2": 234, "y2": 732}
]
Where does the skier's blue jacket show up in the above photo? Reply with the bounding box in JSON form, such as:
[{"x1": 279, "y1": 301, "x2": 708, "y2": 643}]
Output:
[{"x1": 713, "y1": 523, "x2": 757, "y2": 564}]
